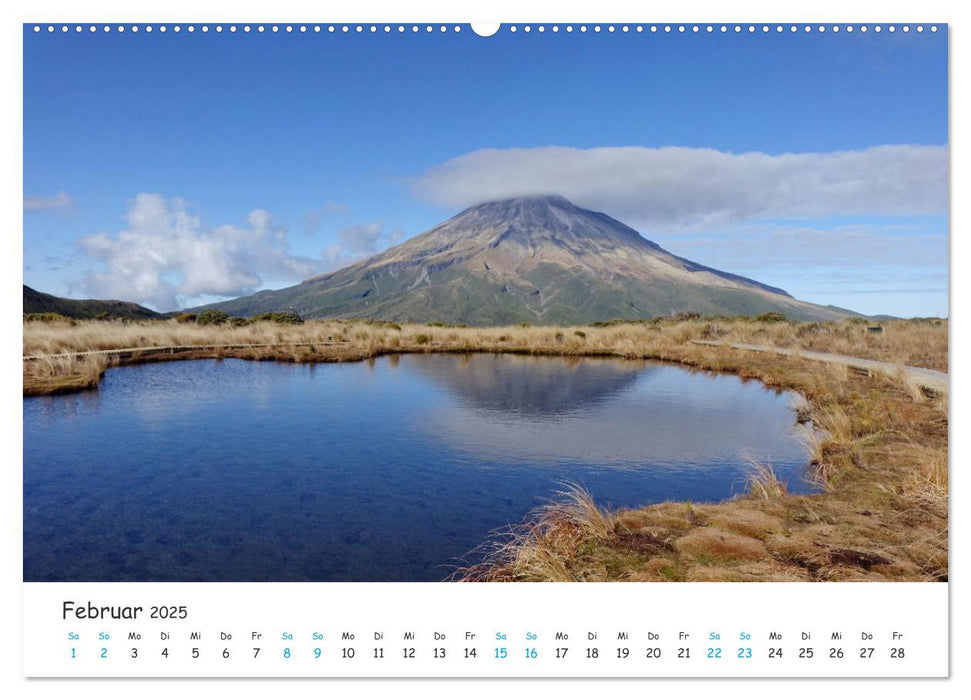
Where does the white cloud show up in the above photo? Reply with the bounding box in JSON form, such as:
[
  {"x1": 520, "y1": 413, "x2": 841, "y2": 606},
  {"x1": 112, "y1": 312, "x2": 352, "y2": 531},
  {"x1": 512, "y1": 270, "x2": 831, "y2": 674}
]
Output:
[
  {"x1": 24, "y1": 192, "x2": 73, "y2": 212},
  {"x1": 659, "y1": 222, "x2": 947, "y2": 308},
  {"x1": 80, "y1": 194, "x2": 321, "y2": 310},
  {"x1": 321, "y1": 222, "x2": 400, "y2": 268},
  {"x1": 338, "y1": 222, "x2": 384, "y2": 254},
  {"x1": 664, "y1": 223, "x2": 947, "y2": 273},
  {"x1": 300, "y1": 200, "x2": 350, "y2": 235},
  {"x1": 412, "y1": 145, "x2": 947, "y2": 228}
]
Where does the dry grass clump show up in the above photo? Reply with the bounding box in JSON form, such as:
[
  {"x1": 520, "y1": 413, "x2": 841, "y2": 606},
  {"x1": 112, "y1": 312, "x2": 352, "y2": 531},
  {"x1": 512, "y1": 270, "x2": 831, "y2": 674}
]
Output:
[
  {"x1": 892, "y1": 365, "x2": 929, "y2": 404},
  {"x1": 23, "y1": 354, "x2": 108, "y2": 395},
  {"x1": 675, "y1": 527, "x2": 768, "y2": 561},
  {"x1": 544, "y1": 483, "x2": 617, "y2": 539},
  {"x1": 456, "y1": 483, "x2": 619, "y2": 582},
  {"x1": 813, "y1": 405, "x2": 854, "y2": 444},
  {"x1": 707, "y1": 508, "x2": 784, "y2": 540},
  {"x1": 743, "y1": 454, "x2": 788, "y2": 500},
  {"x1": 899, "y1": 446, "x2": 948, "y2": 514}
]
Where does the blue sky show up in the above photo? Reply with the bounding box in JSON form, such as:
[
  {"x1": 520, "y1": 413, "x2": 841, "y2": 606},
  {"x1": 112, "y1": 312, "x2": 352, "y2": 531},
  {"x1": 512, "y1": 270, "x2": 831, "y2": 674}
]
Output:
[{"x1": 23, "y1": 24, "x2": 948, "y2": 316}]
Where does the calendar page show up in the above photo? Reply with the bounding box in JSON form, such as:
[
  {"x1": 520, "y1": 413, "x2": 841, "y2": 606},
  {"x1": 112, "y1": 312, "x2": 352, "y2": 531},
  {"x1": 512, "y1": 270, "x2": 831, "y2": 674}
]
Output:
[{"x1": 15, "y1": 0, "x2": 953, "y2": 692}]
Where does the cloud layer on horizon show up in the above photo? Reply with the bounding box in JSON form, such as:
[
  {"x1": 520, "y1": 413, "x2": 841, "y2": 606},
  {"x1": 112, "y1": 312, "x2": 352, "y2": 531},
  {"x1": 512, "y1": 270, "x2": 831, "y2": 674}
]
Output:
[
  {"x1": 412, "y1": 145, "x2": 947, "y2": 228},
  {"x1": 24, "y1": 192, "x2": 73, "y2": 212},
  {"x1": 660, "y1": 222, "x2": 947, "y2": 316},
  {"x1": 80, "y1": 194, "x2": 322, "y2": 311},
  {"x1": 663, "y1": 222, "x2": 947, "y2": 273}
]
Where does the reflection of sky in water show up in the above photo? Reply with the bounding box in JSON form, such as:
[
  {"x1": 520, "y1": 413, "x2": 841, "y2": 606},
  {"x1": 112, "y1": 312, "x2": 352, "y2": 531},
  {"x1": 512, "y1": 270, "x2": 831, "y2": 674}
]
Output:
[
  {"x1": 23, "y1": 355, "x2": 815, "y2": 583},
  {"x1": 409, "y1": 354, "x2": 806, "y2": 468}
]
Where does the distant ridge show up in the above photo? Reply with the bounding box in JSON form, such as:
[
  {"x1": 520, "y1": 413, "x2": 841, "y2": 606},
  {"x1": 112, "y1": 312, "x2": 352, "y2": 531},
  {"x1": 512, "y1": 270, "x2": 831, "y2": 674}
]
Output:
[
  {"x1": 201, "y1": 196, "x2": 857, "y2": 325},
  {"x1": 23, "y1": 285, "x2": 162, "y2": 320}
]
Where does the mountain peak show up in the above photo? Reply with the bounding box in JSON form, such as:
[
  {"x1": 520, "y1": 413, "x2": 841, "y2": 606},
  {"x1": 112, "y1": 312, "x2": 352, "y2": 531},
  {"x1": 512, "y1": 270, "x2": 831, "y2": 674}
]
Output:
[
  {"x1": 471, "y1": 194, "x2": 572, "y2": 207},
  {"x1": 438, "y1": 193, "x2": 647, "y2": 254},
  {"x1": 204, "y1": 198, "x2": 852, "y2": 325},
  {"x1": 459, "y1": 194, "x2": 577, "y2": 218}
]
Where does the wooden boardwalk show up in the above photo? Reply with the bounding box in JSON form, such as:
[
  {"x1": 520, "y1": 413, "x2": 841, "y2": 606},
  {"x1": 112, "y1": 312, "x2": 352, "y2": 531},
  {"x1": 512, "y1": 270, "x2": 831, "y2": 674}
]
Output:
[
  {"x1": 692, "y1": 340, "x2": 948, "y2": 394},
  {"x1": 22, "y1": 342, "x2": 336, "y2": 362}
]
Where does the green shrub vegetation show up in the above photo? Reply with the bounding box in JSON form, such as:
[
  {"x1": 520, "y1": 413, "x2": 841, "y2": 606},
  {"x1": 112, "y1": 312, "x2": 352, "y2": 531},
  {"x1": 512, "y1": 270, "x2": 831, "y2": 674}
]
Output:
[
  {"x1": 196, "y1": 309, "x2": 229, "y2": 326},
  {"x1": 251, "y1": 311, "x2": 304, "y2": 325}
]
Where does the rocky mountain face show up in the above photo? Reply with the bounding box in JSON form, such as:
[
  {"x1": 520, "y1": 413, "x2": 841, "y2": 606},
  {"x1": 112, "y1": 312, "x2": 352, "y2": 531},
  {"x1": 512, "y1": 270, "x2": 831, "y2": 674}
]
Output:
[{"x1": 204, "y1": 196, "x2": 852, "y2": 324}]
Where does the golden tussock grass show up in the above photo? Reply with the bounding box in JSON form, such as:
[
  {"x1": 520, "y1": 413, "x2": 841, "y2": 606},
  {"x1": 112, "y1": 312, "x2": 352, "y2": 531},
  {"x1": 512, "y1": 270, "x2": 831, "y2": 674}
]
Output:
[
  {"x1": 718, "y1": 317, "x2": 947, "y2": 372},
  {"x1": 743, "y1": 455, "x2": 788, "y2": 500},
  {"x1": 898, "y1": 445, "x2": 948, "y2": 515},
  {"x1": 675, "y1": 527, "x2": 768, "y2": 562},
  {"x1": 454, "y1": 483, "x2": 621, "y2": 582},
  {"x1": 707, "y1": 508, "x2": 784, "y2": 540},
  {"x1": 24, "y1": 316, "x2": 948, "y2": 581},
  {"x1": 891, "y1": 365, "x2": 929, "y2": 404},
  {"x1": 23, "y1": 353, "x2": 109, "y2": 395},
  {"x1": 23, "y1": 316, "x2": 947, "y2": 371},
  {"x1": 453, "y1": 325, "x2": 946, "y2": 582}
]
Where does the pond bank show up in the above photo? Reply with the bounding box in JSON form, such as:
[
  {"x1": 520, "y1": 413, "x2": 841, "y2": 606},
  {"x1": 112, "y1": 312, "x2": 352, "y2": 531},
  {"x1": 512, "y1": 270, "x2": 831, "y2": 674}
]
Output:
[{"x1": 23, "y1": 319, "x2": 947, "y2": 582}]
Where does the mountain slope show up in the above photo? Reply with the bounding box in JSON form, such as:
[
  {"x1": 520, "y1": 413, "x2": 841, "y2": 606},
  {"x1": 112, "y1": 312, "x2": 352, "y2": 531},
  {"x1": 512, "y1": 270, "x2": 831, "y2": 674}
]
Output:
[
  {"x1": 205, "y1": 196, "x2": 854, "y2": 324},
  {"x1": 23, "y1": 285, "x2": 162, "y2": 320}
]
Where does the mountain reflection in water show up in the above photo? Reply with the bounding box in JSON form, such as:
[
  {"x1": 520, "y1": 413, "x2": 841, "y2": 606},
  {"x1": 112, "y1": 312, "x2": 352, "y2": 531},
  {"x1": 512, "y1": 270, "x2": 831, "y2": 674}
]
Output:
[
  {"x1": 408, "y1": 354, "x2": 802, "y2": 467},
  {"x1": 407, "y1": 353, "x2": 647, "y2": 415},
  {"x1": 23, "y1": 355, "x2": 814, "y2": 582}
]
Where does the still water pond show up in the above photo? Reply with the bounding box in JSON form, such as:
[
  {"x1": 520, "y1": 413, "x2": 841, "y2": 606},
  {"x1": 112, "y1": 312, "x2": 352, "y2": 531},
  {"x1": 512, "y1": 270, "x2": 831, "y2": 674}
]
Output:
[{"x1": 24, "y1": 354, "x2": 815, "y2": 581}]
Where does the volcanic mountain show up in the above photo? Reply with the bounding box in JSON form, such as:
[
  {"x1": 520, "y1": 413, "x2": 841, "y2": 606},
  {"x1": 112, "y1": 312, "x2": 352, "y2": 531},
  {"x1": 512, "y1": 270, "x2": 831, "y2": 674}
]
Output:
[{"x1": 206, "y1": 196, "x2": 852, "y2": 324}]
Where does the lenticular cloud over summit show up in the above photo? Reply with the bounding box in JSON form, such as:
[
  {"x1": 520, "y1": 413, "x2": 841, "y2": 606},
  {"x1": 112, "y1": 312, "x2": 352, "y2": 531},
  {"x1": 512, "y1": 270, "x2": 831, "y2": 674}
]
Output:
[{"x1": 412, "y1": 145, "x2": 947, "y2": 228}]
